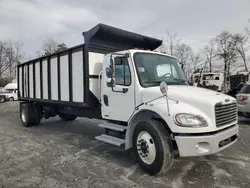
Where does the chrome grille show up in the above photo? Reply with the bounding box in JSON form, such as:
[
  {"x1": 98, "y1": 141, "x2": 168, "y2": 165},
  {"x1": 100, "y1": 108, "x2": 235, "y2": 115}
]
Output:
[{"x1": 215, "y1": 102, "x2": 237, "y2": 127}]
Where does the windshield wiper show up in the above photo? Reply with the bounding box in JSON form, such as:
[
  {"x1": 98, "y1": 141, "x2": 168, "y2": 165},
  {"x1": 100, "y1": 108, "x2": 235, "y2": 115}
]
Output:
[
  {"x1": 146, "y1": 78, "x2": 186, "y2": 84},
  {"x1": 145, "y1": 80, "x2": 161, "y2": 85},
  {"x1": 172, "y1": 78, "x2": 187, "y2": 82}
]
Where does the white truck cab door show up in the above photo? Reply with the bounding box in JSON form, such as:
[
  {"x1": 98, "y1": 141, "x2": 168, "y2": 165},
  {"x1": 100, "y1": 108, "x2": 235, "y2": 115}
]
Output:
[{"x1": 101, "y1": 54, "x2": 135, "y2": 122}]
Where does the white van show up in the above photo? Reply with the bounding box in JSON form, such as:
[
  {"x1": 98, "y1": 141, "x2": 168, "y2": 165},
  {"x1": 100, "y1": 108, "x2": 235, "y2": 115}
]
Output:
[{"x1": 0, "y1": 83, "x2": 18, "y2": 103}]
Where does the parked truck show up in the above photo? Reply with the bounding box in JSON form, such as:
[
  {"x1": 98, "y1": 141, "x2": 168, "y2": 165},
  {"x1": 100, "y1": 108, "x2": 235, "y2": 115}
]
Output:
[
  {"x1": 17, "y1": 23, "x2": 239, "y2": 175},
  {"x1": 192, "y1": 72, "x2": 224, "y2": 92},
  {"x1": 227, "y1": 72, "x2": 249, "y2": 98}
]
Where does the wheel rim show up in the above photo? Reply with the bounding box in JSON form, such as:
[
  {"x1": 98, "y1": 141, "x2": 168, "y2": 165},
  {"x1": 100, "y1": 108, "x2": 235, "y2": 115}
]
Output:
[
  {"x1": 0, "y1": 99, "x2": 4, "y2": 102},
  {"x1": 9, "y1": 98, "x2": 13, "y2": 101},
  {"x1": 136, "y1": 131, "x2": 156, "y2": 165},
  {"x1": 21, "y1": 108, "x2": 26, "y2": 123}
]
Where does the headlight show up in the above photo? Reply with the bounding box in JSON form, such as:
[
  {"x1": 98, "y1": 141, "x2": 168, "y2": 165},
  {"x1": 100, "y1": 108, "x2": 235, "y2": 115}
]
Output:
[{"x1": 174, "y1": 113, "x2": 207, "y2": 127}]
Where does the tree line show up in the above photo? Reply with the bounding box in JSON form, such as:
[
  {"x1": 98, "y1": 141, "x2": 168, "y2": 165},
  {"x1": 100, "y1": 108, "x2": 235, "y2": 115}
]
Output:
[
  {"x1": 0, "y1": 41, "x2": 23, "y2": 87},
  {"x1": 1, "y1": 20, "x2": 250, "y2": 88},
  {"x1": 0, "y1": 37, "x2": 67, "y2": 87},
  {"x1": 161, "y1": 19, "x2": 250, "y2": 88}
]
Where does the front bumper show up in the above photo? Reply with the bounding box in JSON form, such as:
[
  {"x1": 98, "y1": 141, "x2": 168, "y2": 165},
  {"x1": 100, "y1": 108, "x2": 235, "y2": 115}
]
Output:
[{"x1": 175, "y1": 124, "x2": 239, "y2": 157}]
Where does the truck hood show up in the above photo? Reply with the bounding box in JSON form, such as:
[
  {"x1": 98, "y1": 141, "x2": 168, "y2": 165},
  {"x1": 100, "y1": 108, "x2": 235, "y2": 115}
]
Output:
[
  {"x1": 141, "y1": 85, "x2": 236, "y2": 113},
  {"x1": 140, "y1": 85, "x2": 237, "y2": 133}
]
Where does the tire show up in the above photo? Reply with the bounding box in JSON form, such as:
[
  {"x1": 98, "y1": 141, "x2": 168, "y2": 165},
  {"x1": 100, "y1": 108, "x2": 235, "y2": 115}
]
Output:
[
  {"x1": 8, "y1": 97, "x2": 14, "y2": 102},
  {"x1": 0, "y1": 98, "x2": 5, "y2": 103},
  {"x1": 59, "y1": 114, "x2": 77, "y2": 121},
  {"x1": 133, "y1": 120, "x2": 173, "y2": 175},
  {"x1": 32, "y1": 103, "x2": 41, "y2": 126},
  {"x1": 20, "y1": 103, "x2": 35, "y2": 127}
]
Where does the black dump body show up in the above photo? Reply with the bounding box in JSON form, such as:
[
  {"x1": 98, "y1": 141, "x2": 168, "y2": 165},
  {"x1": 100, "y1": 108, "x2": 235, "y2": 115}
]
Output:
[
  {"x1": 229, "y1": 74, "x2": 248, "y2": 90},
  {"x1": 227, "y1": 73, "x2": 249, "y2": 97},
  {"x1": 17, "y1": 23, "x2": 162, "y2": 118},
  {"x1": 83, "y1": 23, "x2": 162, "y2": 52}
]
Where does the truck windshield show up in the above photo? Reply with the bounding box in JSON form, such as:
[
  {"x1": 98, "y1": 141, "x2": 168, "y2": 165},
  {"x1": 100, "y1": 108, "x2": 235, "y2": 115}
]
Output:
[{"x1": 134, "y1": 52, "x2": 187, "y2": 87}]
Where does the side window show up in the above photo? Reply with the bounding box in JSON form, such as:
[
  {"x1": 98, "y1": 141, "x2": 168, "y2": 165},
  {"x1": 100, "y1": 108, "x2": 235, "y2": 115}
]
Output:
[{"x1": 114, "y1": 57, "x2": 131, "y2": 86}]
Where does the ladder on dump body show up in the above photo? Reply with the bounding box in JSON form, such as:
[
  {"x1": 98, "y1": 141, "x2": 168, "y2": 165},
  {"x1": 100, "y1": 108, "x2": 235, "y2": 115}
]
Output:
[{"x1": 95, "y1": 122, "x2": 127, "y2": 146}]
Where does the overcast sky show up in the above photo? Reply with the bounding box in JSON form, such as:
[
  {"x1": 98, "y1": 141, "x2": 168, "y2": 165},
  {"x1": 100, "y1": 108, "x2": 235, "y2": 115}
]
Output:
[{"x1": 0, "y1": 0, "x2": 249, "y2": 60}]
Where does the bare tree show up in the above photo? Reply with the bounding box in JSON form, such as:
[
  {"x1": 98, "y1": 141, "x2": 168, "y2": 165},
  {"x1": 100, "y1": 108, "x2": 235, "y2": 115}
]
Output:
[
  {"x1": 245, "y1": 19, "x2": 250, "y2": 40},
  {"x1": 0, "y1": 41, "x2": 8, "y2": 78},
  {"x1": 5, "y1": 42, "x2": 14, "y2": 79},
  {"x1": 161, "y1": 30, "x2": 181, "y2": 56},
  {"x1": 42, "y1": 37, "x2": 67, "y2": 55},
  {"x1": 202, "y1": 40, "x2": 216, "y2": 72},
  {"x1": 5, "y1": 41, "x2": 23, "y2": 79},
  {"x1": 176, "y1": 43, "x2": 192, "y2": 74},
  {"x1": 0, "y1": 41, "x2": 23, "y2": 79},
  {"x1": 215, "y1": 31, "x2": 238, "y2": 91},
  {"x1": 234, "y1": 33, "x2": 249, "y2": 71},
  {"x1": 190, "y1": 52, "x2": 202, "y2": 71}
]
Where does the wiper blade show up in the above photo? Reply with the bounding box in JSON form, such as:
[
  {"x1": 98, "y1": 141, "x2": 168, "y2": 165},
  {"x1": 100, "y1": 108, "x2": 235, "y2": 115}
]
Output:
[
  {"x1": 172, "y1": 78, "x2": 186, "y2": 82},
  {"x1": 144, "y1": 80, "x2": 161, "y2": 85}
]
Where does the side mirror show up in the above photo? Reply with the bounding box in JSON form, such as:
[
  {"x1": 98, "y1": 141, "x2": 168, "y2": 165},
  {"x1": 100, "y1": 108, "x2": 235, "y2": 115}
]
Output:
[
  {"x1": 106, "y1": 64, "x2": 116, "y2": 87},
  {"x1": 106, "y1": 77, "x2": 116, "y2": 87},
  {"x1": 160, "y1": 81, "x2": 168, "y2": 95}
]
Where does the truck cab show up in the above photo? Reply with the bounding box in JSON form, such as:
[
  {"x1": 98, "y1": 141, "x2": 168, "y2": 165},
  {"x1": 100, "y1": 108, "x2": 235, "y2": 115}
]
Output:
[
  {"x1": 97, "y1": 48, "x2": 238, "y2": 174},
  {"x1": 17, "y1": 23, "x2": 238, "y2": 175}
]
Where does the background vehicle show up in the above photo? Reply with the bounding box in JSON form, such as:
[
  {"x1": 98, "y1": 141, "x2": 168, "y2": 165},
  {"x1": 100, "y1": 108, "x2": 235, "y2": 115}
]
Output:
[
  {"x1": 17, "y1": 23, "x2": 238, "y2": 175},
  {"x1": 236, "y1": 83, "x2": 250, "y2": 118},
  {"x1": 192, "y1": 72, "x2": 224, "y2": 92},
  {"x1": 0, "y1": 83, "x2": 18, "y2": 103},
  {"x1": 0, "y1": 87, "x2": 5, "y2": 94},
  {"x1": 227, "y1": 72, "x2": 249, "y2": 98}
]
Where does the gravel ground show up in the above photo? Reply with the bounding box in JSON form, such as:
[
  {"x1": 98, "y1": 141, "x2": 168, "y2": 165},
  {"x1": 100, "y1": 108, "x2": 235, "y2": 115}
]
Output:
[{"x1": 0, "y1": 102, "x2": 249, "y2": 188}]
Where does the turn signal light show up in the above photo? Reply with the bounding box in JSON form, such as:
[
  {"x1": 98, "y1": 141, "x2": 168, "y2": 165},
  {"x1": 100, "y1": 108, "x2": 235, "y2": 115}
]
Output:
[{"x1": 239, "y1": 96, "x2": 249, "y2": 101}]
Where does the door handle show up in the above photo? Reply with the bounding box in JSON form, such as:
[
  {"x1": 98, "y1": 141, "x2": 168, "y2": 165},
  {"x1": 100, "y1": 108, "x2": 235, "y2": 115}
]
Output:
[
  {"x1": 112, "y1": 87, "x2": 128, "y2": 93},
  {"x1": 122, "y1": 88, "x2": 128, "y2": 93}
]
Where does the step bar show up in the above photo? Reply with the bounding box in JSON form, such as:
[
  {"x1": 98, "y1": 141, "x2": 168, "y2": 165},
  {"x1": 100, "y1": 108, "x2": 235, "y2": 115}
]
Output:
[
  {"x1": 98, "y1": 122, "x2": 127, "y2": 132},
  {"x1": 95, "y1": 134, "x2": 125, "y2": 146}
]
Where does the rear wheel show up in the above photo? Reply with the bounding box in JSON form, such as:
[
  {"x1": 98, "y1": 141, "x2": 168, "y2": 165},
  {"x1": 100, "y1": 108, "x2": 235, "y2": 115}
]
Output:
[
  {"x1": 59, "y1": 114, "x2": 77, "y2": 121},
  {"x1": 20, "y1": 103, "x2": 35, "y2": 127},
  {"x1": 20, "y1": 103, "x2": 42, "y2": 127},
  {"x1": 0, "y1": 98, "x2": 5, "y2": 103},
  {"x1": 133, "y1": 120, "x2": 173, "y2": 175},
  {"x1": 33, "y1": 104, "x2": 41, "y2": 126}
]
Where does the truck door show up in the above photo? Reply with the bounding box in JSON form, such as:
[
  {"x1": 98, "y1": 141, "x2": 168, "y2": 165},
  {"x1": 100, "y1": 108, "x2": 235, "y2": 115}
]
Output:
[{"x1": 101, "y1": 54, "x2": 135, "y2": 122}]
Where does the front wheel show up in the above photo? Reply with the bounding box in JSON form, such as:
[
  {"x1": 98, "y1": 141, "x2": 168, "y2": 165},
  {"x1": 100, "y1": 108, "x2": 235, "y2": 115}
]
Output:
[
  {"x1": 8, "y1": 97, "x2": 14, "y2": 102},
  {"x1": 133, "y1": 120, "x2": 173, "y2": 175}
]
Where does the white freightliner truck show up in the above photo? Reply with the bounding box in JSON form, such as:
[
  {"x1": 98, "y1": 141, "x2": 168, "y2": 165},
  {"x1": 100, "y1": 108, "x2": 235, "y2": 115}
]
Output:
[{"x1": 17, "y1": 24, "x2": 239, "y2": 175}]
